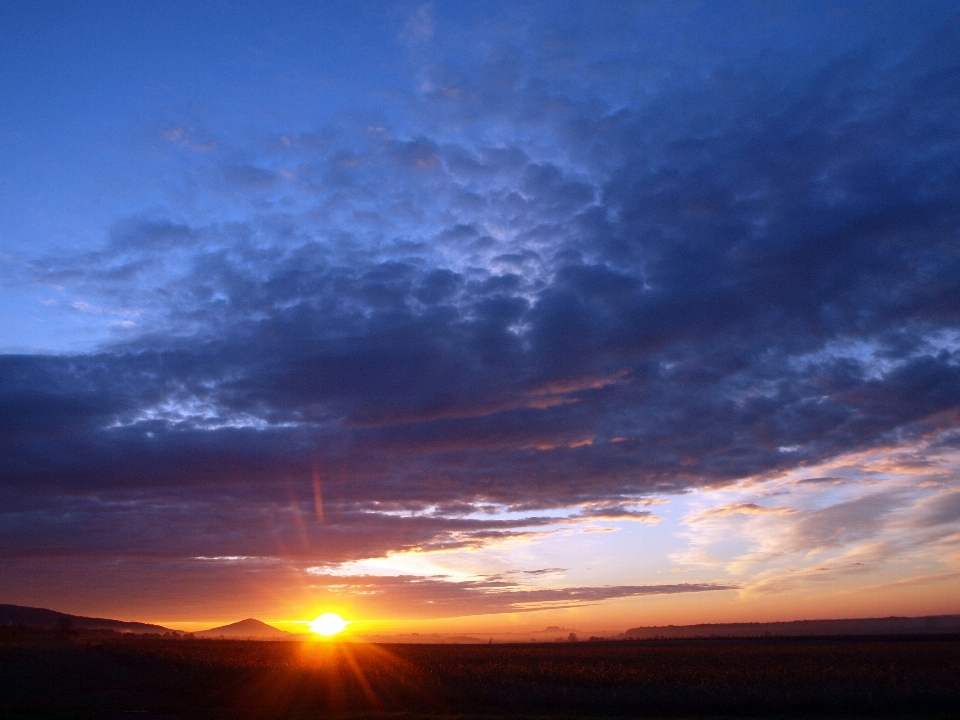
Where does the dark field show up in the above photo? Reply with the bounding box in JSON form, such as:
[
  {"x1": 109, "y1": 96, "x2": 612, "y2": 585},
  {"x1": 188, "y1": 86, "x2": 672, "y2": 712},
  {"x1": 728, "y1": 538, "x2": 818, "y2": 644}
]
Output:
[{"x1": 2, "y1": 629, "x2": 959, "y2": 719}]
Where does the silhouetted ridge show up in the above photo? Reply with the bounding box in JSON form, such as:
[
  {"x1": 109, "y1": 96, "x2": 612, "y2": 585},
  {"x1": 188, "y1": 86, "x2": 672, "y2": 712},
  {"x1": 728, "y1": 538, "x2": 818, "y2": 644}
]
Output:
[
  {"x1": 0, "y1": 603, "x2": 170, "y2": 632},
  {"x1": 620, "y1": 615, "x2": 960, "y2": 639}
]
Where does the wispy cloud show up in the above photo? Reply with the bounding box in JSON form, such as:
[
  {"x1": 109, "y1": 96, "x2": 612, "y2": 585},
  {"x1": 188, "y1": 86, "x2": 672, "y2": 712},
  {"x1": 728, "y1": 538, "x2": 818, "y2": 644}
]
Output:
[
  {"x1": 302, "y1": 572, "x2": 738, "y2": 617},
  {"x1": 689, "y1": 503, "x2": 796, "y2": 521}
]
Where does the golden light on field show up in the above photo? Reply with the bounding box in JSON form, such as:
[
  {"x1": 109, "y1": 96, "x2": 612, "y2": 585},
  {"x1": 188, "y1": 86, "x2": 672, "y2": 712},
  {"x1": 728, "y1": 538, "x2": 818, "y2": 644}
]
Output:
[{"x1": 309, "y1": 612, "x2": 350, "y2": 637}]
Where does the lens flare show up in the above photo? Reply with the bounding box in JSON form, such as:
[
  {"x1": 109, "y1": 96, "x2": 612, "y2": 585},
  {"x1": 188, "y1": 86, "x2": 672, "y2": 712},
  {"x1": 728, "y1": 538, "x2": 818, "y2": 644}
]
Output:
[{"x1": 309, "y1": 612, "x2": 350, "y2": 636}]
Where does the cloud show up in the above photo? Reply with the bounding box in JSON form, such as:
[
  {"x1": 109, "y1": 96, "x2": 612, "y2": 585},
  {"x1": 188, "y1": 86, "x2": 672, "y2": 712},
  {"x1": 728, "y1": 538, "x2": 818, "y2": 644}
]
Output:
[
  {"x1": 3, "y1": 6, "x2": 960, "y2": 612},
  {"x1": 577, "y1": 505, "x2": 656, "y2": 522},
  {"x1": 914, "y1": 489, "x2": 960, "y2": 527},
  {"x1": 671, "y1": 440, "x2": 960, "y2": 591},
  {"x1": 745, "y1": 565, "x2": 852, "y2": 596},
  {"x1": 0, "y1": 548, "x2": 736, "y2": 621},
  {"x1": 160, "y1": 127, "x2": 217, "y2": 153},
  {"x1": 786, "y1": 493, "x2": 906, "y2": 553},
  {"x1": 792, "y1": 477, "x2": 845, "y2": 486},
  {"x1": 0, "y1": 491, "x2": 572, "y2": 564},
  {"x1": 518, "y1": 567, "x2": 565, "y2": 576},
  {"x1": 399, "y1": 5, "x2": 434, "y2": 46},
  {"x1": 301, "y1": 573, "x2": 737, "y2": 617},
  {"x1": 689, "y1": 503, "x2": 796, "y2": 521}
]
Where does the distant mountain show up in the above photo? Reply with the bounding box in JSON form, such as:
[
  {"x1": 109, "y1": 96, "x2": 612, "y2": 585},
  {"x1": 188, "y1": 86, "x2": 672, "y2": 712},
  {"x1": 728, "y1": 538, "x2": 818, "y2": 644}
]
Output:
[
  {"x1": 356, "y1": 633, "x2": 486, "y2": 644},
  {"x1": 194, "y1": 618, "x2": 290, "y2": 639},
  {"x1": 620, "y1": 615, "x2": 960, "y2": 639},
  {"x1": 0, "y1": 604, "x2": 171, "y2": 633}
]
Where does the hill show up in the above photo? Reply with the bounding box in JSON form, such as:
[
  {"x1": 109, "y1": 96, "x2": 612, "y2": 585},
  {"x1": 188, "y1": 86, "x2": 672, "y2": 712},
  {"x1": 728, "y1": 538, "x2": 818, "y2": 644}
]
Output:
[
  {"x1": 620, "y1": 614, "x2": 960, "y2": 639},
  {"x1": 194, "y1": 618, "x2": 290, "y2": 639},
  {"x1": 0, "y1": 603, "x2": 170, "y2": 633}
]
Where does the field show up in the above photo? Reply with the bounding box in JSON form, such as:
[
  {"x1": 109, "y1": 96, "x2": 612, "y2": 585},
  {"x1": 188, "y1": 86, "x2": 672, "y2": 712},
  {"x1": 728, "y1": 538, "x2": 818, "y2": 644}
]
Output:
[{"x1": 1, "y1": 629, "x2": 959, "y2": 719}]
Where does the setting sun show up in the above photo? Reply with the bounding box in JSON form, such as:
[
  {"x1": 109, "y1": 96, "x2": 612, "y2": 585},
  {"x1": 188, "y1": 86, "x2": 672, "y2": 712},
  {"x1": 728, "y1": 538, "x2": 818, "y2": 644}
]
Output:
[{"x1": 309, "y1": 613, "x2": 350, "y2": 637}]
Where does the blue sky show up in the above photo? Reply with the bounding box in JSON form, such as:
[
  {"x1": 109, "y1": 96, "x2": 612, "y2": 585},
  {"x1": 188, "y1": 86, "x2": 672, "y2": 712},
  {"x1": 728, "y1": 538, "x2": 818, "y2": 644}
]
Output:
[{"x1": 2, "y1": 1, "x2": 960, "y2": 634}]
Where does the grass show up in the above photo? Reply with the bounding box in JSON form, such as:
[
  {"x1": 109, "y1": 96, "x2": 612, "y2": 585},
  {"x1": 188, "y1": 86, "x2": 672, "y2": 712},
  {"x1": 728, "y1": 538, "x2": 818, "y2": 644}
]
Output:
[{"x1": 1, "y1": 628, "x2": 959, "y2": 719}]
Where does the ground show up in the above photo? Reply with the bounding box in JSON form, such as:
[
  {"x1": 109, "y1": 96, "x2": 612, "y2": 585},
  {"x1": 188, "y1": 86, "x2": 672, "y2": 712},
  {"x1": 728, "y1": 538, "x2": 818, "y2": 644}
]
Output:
[{"x1": 1, "y1": 628, "x2": 959, "y2": 719}]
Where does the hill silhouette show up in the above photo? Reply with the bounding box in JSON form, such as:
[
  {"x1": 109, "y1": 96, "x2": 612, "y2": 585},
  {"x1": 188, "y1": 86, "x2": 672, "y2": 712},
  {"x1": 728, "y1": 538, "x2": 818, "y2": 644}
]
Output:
[
  {"x1": 620, "y1": 614, "x2": 960, "y2": 639},
  {"x1": 0, "y1": 603, "x2": 170, "y2": 633},
  {"x1": 194, "y1": 618, "x2": 290, "y2": 639}
]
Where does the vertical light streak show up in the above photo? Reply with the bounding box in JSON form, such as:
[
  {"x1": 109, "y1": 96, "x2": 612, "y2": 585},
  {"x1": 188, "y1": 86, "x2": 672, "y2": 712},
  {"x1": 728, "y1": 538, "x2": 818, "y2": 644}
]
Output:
[{"x1": 313, "y1": 462, "x2": 325, "y2": 523}]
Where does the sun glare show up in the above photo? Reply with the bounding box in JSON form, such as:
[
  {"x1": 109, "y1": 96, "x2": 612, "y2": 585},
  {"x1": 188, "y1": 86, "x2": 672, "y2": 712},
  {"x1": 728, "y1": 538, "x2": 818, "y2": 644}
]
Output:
[{"x1": 309, "y1": 612, "x2": 350, "y2": 637}]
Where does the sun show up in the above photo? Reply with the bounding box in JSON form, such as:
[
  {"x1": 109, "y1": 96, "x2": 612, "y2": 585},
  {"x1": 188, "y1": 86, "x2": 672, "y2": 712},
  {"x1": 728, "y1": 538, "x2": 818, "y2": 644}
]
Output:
[{"x1": 309, "y1": 612, "x2": 350, "y2": 637}]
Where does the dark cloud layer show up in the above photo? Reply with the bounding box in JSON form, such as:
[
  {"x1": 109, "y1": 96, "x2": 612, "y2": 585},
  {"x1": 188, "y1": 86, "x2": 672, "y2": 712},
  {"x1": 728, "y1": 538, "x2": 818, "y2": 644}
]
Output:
[
  {"x1": 300, "y1": 575, "x2": 736, "y2": 618},
  {"x1": 3, "y1": 8, "x2": 960, "y2": 594},
  {"x1": 0, "y1": 554, "x2": 734, "y2": 620}
]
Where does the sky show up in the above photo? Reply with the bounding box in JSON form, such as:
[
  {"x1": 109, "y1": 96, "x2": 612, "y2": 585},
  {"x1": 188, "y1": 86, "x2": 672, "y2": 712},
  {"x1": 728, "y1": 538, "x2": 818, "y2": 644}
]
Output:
[{"x1": 2, "y1": 0, "x2": 960, "y2": 637}]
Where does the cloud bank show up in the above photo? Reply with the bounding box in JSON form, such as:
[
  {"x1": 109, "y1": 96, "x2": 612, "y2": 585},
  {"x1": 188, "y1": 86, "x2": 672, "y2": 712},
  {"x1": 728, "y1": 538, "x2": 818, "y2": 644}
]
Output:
[{"x1": 2, "y1": 4, "x2": 960, "y2": 617}]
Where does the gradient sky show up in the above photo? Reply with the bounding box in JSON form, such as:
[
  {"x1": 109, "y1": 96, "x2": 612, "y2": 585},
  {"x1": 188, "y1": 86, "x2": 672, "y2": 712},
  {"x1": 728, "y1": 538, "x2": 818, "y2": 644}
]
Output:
[{"x1": 2, "y1": 1, "x2": 960, "y2": 636}]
